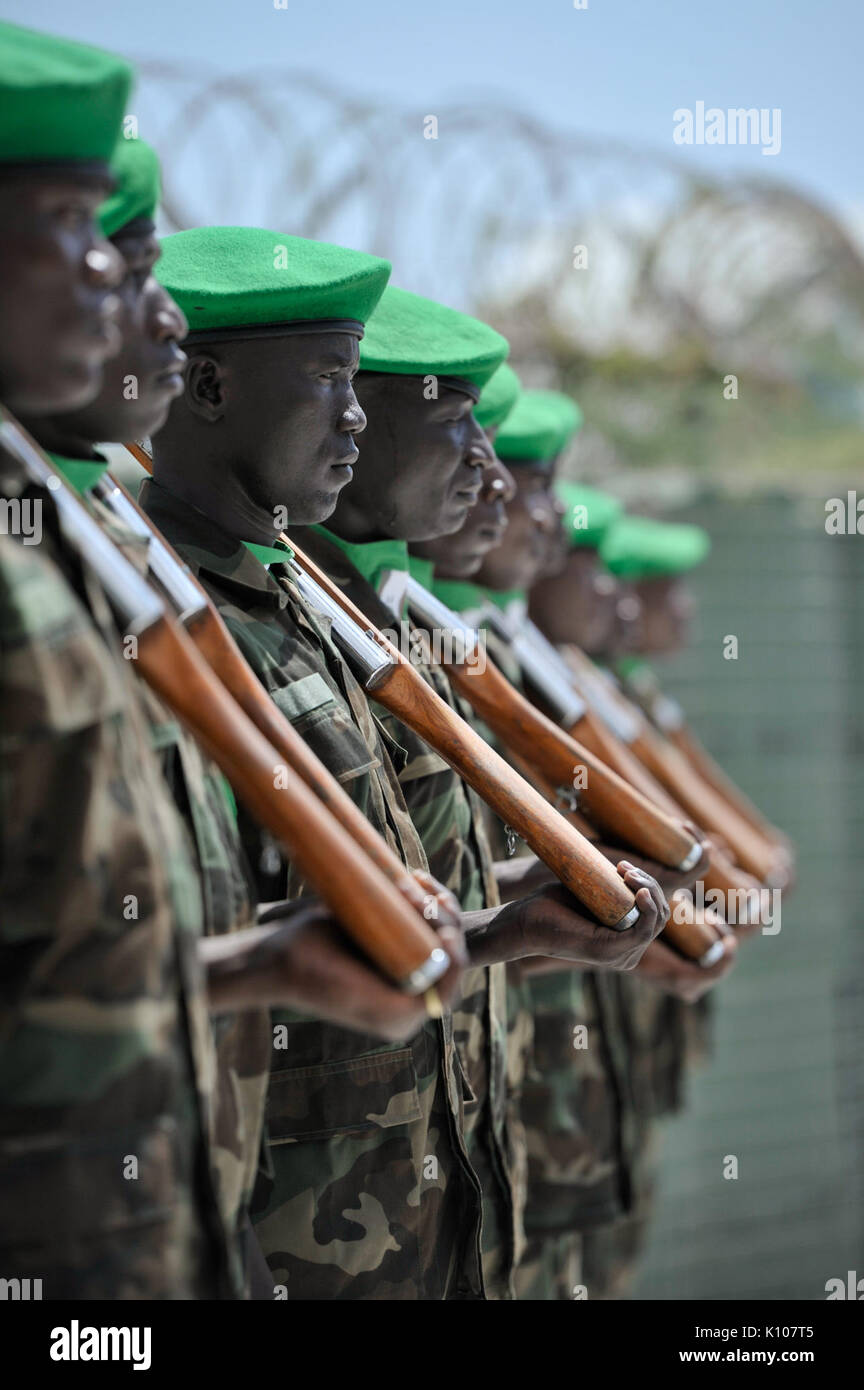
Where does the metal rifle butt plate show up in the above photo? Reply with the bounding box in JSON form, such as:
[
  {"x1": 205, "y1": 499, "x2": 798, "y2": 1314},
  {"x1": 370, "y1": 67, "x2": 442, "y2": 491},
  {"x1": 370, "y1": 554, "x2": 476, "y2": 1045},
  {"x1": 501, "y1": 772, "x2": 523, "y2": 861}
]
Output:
[
  {"x1": 97, "y1": 480, "x2": 208, "y2": 626},
  {"x1": 515, "y1": 623, "x2": 590, "y2": 727},
  {"x1": 404, "y1": 576, "x2": 482, "y2": 667},
  {"x1": 613, "y1": 905, "x2": 641, "y2": 932},
  {"x1": 0, "y1": 424, "x2": 165, "y2": 635},
  {"x1": 698, "y1": 938, "x2": 727, "y2": 969},
  {"x1": 363, "y1": 640, "x2": 400, "y2": 691},
  {"x1": 289, "y1": 562, "x2": 396, "y2": 684},
  {"x1": 403, "y1": 946, "x2": 450, "y2": 996},
  {"x1": 677, "y1": 839, "x2": 704, "y2": 873}
]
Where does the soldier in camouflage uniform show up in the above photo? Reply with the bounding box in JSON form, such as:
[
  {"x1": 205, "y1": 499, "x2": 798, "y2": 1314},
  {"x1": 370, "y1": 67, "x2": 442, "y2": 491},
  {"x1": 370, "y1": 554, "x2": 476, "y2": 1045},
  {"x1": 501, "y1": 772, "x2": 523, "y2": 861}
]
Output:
[
  {"x1": 411, "y1": 364, "x2": 537, "y2": 1246},
  {"x1": 293, "y1": 525, "x2": 518, "y2": 1293},
  {"x1": 290, "y1": 291, "x2": 517, "y2": 1295},
  {"x1": 17, "y1": 134, "x2": 273, "y2": 1284},
  {"x1": 414, "y1": 386, "x2": 615, "y2": 1298},
  {"x1": 141, "y1": 225, "x2": 494, "y2": 1300},
  {"x1": 0, "y1": 23, "x2": 238, "y2": 1299},
  {"x1": 294, "y1": 291, "x2": 670, "y2": 1296}
]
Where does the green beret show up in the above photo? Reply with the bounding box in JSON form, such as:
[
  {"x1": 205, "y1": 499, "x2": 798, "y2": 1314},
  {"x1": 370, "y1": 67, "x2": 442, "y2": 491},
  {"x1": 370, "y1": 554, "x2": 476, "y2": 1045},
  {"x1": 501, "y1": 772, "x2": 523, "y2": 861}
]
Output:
[
  {"x1": 475, "y1": 362, "x2": 521, "y2": 430},
  {"x1": 556, "y1": 481, "x2": 622, "y2": 549},
  {"x1": 156, "y1": 226, "x2": 391, "y2": 336},
  {"x1": 495, "y1": 389, "x2": 582, "y2": 467},
  {"x1": 359, "y1": 286, "x2": 508, "y2": 394},
  {"x1": 600, "y1": 516, "x2": 711, "y2": 581},
  {"x1": 99, "y1": 136, "x2": 160, "y2": 239},
  {"x1": 0, "y1": 22, "x2": 132, "y2": 167}
]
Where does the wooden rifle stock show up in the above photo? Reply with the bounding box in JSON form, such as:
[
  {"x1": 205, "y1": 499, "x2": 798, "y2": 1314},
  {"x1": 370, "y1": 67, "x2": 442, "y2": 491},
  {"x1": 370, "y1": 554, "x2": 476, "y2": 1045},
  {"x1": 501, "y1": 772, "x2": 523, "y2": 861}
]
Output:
[
  {"x1": 448, "y1": 658, "x2": 700, "y2": 871},
  {"x1": 617, "y1": 657, "x2": 791, "y2": 862},
  {"x1": 558, "y1": 644, "x2": 784, "y2": 889},
  {"x1": 570, "y1": 703, "x2": 683, "y2": 814},
  {"x1": 509, "y1": 716, "x2": 726, "y2": 962},
  {"x1": 629, "y1": 720, "x2": 782, "y2": 885},
  {"x1": 668, "y1": 723, "x2": 791, "y2": 855},
  {"x1": 562, "y1": 692, "x2": 762, "y2": 907},
  {"x1": 663, "y1": 893, "x2": 726, "y2": 967},
  {"x1": 284, "y1": 543, "x2": 639, "y2": 930},
  {"x1": 0, "y1": 420, "x2": 450, "y2": 993},
  {"x1": 370, "y1": 661, "x2": 638, "y2": 929}
]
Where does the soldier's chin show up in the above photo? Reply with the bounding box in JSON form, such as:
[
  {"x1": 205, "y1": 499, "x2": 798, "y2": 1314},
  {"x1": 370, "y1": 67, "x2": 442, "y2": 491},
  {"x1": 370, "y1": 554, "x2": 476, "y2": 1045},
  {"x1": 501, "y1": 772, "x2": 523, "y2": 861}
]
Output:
[
  {"x1": 297, "y1": 487, "x2": 342, "y2": 526},
  {"x1": 450, "y1": 551, "x2": 486, "y2": 579},
  {"x1": 114, "y1": 395, "x2": 173, "y2": 448},
  {"x1": 12, "y1": 354, "x2": 105, "y2": 418}
]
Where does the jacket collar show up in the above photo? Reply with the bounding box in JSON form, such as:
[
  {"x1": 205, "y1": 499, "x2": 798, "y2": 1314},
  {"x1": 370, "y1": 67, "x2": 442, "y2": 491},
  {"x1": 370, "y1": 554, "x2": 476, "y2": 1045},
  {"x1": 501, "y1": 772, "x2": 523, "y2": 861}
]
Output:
[
  {"x1": 308, "y1": 525, "x2": 409, "y2": 593},
  {"x1": 139, "y1": 478, "x2": 292, "y2": 607}
]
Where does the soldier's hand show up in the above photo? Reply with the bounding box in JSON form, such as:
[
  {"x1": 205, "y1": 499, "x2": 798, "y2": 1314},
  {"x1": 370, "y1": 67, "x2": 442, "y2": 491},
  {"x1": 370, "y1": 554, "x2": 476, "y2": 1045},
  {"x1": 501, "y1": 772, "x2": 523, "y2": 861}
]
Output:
[
  {"x1": 202, "y1": 899, "x2": 464, "y2": 1039},
  {"x1": 638, "y1": 926, "x2": 738, "y2": 1002},
  {"x1": 514, "y1": 860, "x2": 669, "y2": 972}
]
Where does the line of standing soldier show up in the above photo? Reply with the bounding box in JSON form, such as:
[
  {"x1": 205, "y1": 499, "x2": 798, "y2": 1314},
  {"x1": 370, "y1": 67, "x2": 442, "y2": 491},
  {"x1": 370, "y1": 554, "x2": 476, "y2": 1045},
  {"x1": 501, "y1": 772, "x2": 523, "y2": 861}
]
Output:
[{"x1": 0, "y1": 21, "x2": 793, "y2": 1299}]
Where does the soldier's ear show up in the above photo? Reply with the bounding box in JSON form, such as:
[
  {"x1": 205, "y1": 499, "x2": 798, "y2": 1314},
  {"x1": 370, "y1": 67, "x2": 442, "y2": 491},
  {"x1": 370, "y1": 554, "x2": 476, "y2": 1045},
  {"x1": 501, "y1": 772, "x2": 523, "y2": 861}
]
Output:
[{"x1": 185, "y1": 354, "x2": 225, "y2": 423}]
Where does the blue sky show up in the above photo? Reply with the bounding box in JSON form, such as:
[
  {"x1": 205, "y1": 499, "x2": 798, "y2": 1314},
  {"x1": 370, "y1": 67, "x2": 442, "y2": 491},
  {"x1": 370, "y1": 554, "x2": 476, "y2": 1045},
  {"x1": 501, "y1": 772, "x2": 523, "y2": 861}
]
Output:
[{"x1": 6, "y1": 0, "x2": 861, "y2": 220}]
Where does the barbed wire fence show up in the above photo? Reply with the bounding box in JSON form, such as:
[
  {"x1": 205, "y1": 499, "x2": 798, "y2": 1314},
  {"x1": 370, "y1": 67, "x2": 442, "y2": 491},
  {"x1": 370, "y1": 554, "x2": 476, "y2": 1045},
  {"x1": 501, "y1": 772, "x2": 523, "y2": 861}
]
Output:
[{"x1": 134, "y1": 64, "x2": 864, "y2": 490}]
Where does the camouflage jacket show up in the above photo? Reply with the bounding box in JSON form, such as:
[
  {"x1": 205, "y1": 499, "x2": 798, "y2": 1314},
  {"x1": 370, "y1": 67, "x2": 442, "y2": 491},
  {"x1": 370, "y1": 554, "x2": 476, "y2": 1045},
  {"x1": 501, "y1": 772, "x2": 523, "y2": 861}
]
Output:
[
  {"x1": 439, "y1": 590, "x2": 639, "y2": 1235},
  {"x1": 140, "y1": 480, "x2": 490, "y2": 1300},
  {"x1": 0, "y1": 454, "x2": 235, "y2": 1300},
  {"x1": 294, "y1": 528, "x2": 518, "y2": 1297}
]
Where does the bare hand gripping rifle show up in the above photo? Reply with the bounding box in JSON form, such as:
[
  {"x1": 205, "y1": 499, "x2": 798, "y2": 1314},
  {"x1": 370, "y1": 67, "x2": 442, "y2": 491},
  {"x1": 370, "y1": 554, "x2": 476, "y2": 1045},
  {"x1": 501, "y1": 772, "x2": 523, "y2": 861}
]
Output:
[{"x1": 0, "y1": 415, "x2": 450, "y2": 994}]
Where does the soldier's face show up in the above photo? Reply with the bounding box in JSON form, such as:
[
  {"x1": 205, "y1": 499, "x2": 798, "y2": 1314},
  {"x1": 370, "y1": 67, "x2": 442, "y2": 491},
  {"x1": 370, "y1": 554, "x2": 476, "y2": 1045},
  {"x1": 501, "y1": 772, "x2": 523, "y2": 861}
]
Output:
[
  {"x1": 411, "y1": 425, "x2": 516, "y2": 578},
  {"x1": 606, "y1": 583, "x2": 644, "y2": 658},
  {"x1": 635, "y1": 576, "x2": 695, "y2": 654},
  {"x1": 185, "y1": 331, "x2": 365, "y2": 526},
  {"x1": 473, "y1": 465, "x2": 560, "y2": 592},
  {"x1": 538, "y1": 477, "x2": 569, "y2": 579},
  {"x1": 0, "y1": 169, "x2": 124, "y2": 415},
  {"x1": 344, "y1": 375, "x2": 491, "y2": 541},
  {"x1": 528, "y1": 548, "x2": 619, "y2": 655},
  {"x1": 51, "y1": 221, "x2": 188, "y2": 446}
]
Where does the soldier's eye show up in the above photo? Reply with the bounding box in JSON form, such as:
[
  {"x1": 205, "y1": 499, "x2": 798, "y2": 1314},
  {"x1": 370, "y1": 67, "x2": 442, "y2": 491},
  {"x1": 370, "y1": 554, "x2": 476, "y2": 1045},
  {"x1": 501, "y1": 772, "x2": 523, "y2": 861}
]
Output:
[{"x1": 54, "y1": 203, "x2": 92, "y2": 232}]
